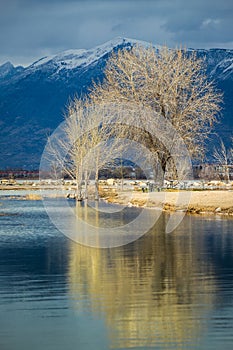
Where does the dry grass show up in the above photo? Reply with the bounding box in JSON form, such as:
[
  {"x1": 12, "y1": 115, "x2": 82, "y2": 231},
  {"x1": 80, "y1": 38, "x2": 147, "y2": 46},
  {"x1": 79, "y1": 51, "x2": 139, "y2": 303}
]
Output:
[
  {"x1": 101, "y1": 189, "x2": 233, "y2": 215},
  {"x1": 25, "y1": 193, "x2": 42, "y2": 200}
]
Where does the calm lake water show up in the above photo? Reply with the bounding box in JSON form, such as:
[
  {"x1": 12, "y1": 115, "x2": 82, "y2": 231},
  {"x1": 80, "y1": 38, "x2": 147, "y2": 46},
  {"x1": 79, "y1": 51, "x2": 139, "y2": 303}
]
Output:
[{"x1": 0, "y1": 198, "x2": 233, "y2": 350}]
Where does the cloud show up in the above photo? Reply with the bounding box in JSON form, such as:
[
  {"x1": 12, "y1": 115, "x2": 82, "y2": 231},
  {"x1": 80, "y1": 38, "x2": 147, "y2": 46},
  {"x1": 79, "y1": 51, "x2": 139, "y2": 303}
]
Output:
[
  {"x1": 201, "y1": 18, "x2": 221, "y2": 28},
  {"x1": 0, "y1": 0, "x2": 232, "y2": 66}
]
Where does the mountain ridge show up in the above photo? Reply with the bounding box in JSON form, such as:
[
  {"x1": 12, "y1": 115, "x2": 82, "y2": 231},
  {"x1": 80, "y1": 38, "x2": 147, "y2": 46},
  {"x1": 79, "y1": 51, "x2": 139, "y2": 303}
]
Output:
[{"x1": 0, "y1": 38, "x2": 232, "y2": 169}]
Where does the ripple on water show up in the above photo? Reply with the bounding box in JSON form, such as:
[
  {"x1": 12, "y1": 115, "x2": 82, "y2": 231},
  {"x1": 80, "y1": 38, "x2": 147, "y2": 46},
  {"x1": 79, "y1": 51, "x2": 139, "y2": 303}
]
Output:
[{"x1": 0, "y1": 199, "x2": 233, "y2": 349}]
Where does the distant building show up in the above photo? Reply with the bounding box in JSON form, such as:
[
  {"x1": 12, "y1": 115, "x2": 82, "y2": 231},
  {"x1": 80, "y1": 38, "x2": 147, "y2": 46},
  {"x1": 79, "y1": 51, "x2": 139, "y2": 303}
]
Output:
[
  {"x1": 0, "y1": 169, "x2": 39, "y2": 179},
  {"x1": 193, "y1": 164, "x2": 233, "y2": 180}
]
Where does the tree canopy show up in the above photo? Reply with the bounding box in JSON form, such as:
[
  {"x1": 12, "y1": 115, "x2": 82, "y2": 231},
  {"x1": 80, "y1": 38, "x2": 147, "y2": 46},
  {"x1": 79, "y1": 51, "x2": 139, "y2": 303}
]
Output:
[{"x1": 90, "y1": 45, "x2": 222, "y2": 176}]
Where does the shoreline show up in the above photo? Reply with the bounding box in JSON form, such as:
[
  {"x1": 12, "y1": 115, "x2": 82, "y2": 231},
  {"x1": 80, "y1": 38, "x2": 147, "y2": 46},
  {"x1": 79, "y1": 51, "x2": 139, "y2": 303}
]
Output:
[
  {"x1": 100, "y1": 189, "x2": 233, "y2": 216},
  {"x1": 1, "y1": 185, "x2": 233, "y2": 216}
]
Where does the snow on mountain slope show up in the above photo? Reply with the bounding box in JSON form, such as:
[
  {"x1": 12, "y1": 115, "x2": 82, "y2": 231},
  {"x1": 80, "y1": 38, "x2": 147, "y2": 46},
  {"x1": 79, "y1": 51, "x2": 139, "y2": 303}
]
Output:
[
  {"x1": 0, "y1": 61, "x2": 24, "y2": 81},
  {"x1": 0, "y1": 38, "x2": 136, "y2": 84},
  {"x1": 0, "y1": 37, "x2": 232, "y2": 168},
  {"x1": 30, "y1": 37, "x2": 150, "y2": 70},
  {"x1": 0, "y1": 61, "x2": 14, "y2": 78},
  {"x1": 32, "y1": 38, "x2": 233, "y2": 80},
  {"x1": 1, "y1": 37, "x2": 233, "y2": 81},
  {"x1": 210, "y1": 56, "x2": 233, "y2": 79}
]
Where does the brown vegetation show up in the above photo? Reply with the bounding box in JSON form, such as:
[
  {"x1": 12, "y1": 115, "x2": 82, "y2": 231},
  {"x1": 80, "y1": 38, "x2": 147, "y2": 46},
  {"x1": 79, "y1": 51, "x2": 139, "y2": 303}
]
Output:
[{"x1": 101, "y1": 189, "x2": 233, "y2": 215}]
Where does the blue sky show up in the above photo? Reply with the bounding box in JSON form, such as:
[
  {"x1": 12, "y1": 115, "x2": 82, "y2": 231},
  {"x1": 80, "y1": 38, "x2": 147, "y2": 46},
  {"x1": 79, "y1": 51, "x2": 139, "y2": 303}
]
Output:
[{"x1": 0, "y1": 0, "x2": 233, "y2": 66}]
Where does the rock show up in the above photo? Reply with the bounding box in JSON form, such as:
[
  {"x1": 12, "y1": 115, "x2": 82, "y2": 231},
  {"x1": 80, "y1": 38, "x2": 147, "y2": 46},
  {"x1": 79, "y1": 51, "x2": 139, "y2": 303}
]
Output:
[{"x1": 215, "y1": 207, "x2": 221, "y2": 212}]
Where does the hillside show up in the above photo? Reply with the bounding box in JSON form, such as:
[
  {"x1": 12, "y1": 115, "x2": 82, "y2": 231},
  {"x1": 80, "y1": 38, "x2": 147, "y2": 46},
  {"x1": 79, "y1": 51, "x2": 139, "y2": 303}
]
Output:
[{"x1": 0, "y1": 38, "x2": 232, "y2": 169}]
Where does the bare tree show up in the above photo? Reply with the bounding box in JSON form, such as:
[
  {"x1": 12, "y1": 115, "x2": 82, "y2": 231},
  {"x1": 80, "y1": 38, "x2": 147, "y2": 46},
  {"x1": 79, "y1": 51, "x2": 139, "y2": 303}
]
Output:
[
  {"x1": 46, "y1": 99, "x2": 125, "y2": 200},
  {"x1": 46, "y1": 99, "x2": 90, "y2": 199},
  {"x1": 90, "y1": 45, "x2": 222, "y2": 182},
  {"x1": 213, "y1": 137, "x2": 233, "y2": 182},
  {"x1": 81, "y1": 102, "x2": 129, "y2": 199}
]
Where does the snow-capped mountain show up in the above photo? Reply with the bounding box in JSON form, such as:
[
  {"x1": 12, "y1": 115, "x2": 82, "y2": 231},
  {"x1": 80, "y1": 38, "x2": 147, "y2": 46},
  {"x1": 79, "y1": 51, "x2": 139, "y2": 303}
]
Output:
[
  {"x1": 29, "y1": 38, "x2": 141, "y2": 71},
  {"x1": 0, "y1": 38, "x2": 232, "y2": 169},
  {"x1": 0, "y1": 61, "x2": 24, "y2": 80}
]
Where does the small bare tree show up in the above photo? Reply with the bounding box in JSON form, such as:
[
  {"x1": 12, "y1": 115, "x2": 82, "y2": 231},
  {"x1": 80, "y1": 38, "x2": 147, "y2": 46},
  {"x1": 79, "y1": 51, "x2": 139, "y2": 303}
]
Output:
[
  {"x1": 46, "y1": 99, "x2": 90, "y2": 199},
  {"x1": 213, "y1": 137, "x2": 233, "y2": 182},
  {"x1": 90, "y1": 45, "x2": 222, "y2": 183},
  {"x1": 46, "y1": 99, "x2": 125, "y2": 200},
  {"x1": 80, "y1": 103, "x2": 125, "y2": 199}
]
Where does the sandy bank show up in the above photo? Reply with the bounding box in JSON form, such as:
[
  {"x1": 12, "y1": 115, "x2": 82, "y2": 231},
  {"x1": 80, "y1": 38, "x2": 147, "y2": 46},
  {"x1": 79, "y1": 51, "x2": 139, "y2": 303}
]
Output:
[
  {"x1": 101, "y1": 190, "x2": 233, "y2": 215},
  {"x1": 1, "y1": 184, "x2": 233, "y2": 215}
]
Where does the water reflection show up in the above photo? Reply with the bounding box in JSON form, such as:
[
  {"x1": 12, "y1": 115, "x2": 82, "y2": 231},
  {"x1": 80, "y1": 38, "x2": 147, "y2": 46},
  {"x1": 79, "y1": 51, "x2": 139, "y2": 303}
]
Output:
[
  {"x1": 65, "y1": 200, "x2": 162, "y2": 248},
  {"x1": 68, "y1": 211, "x2": 217, "y2": 349}
]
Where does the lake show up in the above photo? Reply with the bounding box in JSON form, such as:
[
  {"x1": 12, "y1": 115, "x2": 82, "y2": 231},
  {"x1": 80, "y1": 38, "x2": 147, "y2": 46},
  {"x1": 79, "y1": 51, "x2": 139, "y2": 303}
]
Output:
[{"x1": 0, "y1": 198, "x2": 233, "y2": 349}]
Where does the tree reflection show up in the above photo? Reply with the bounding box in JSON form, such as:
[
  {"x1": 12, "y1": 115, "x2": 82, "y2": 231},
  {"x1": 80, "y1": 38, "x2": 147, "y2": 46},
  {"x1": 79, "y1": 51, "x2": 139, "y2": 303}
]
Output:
[{"x1": 68, "y1": 208, "x2": 216, "y2": 349}]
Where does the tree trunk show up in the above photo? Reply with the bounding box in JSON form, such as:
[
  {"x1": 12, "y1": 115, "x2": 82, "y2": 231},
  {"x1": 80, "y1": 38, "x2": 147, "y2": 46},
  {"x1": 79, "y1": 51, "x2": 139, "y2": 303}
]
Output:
[
  {"x1": 75, "y1": 170, "x2": 83, "y2": 201},
  {"x1": 155, "y1": 155, "x2": 166, "y2": 187},
  {"x1": 76, "y1": 181, "x2": 83, "y2": 201},
  {"x1": 225, "y1": 165, "x2": 230, "y2": 183},
  {"x1": 94, "y1": 170, "x2": 99, "y2": 201},
  {"x1": 84, "y1": 170, "x2": 88, "y2": 199}
]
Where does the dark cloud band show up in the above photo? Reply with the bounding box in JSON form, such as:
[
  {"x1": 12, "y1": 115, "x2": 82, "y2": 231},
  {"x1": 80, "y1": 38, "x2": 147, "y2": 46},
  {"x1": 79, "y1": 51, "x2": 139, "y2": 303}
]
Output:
[{"x1": 0, "y1": 0, "x2": 232, "y2": 65}]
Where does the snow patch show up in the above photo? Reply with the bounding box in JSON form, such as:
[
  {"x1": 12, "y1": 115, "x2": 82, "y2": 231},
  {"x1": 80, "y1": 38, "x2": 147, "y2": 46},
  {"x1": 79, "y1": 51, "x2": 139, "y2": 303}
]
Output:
[{"x1": 28, "y1": 37, "x2": 152, "y2": 74}]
